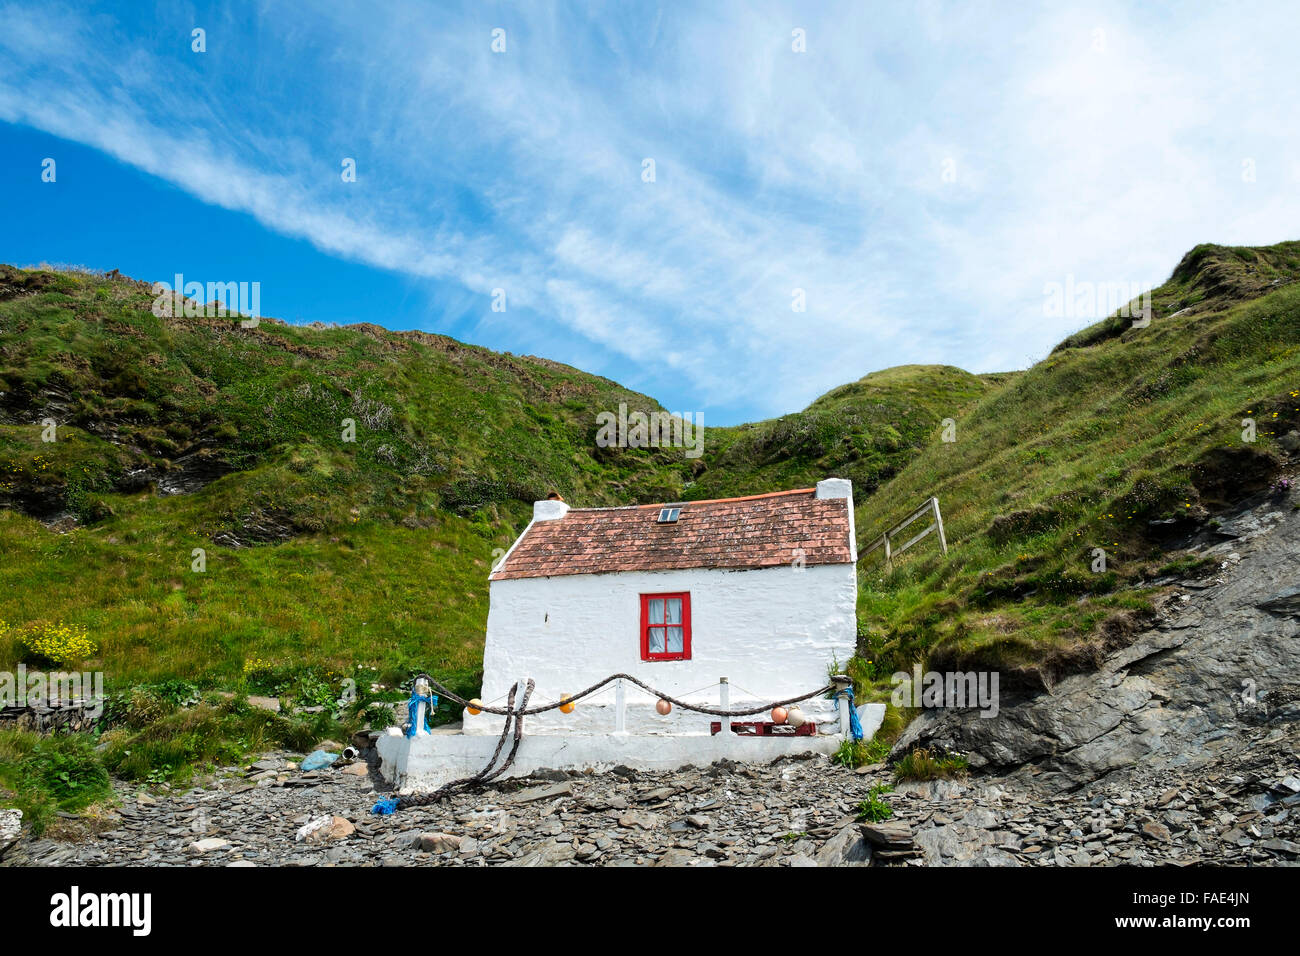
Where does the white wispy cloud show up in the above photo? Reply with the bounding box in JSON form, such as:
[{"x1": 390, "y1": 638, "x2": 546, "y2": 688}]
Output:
[{"x1": 2, "y1": 0, "x2": 1298, "y2": 421}]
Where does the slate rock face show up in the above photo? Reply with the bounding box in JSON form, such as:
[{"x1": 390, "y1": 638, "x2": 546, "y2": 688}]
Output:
[{"x1": 893, "y1": 494, "x2": 1300, "y2": 791}]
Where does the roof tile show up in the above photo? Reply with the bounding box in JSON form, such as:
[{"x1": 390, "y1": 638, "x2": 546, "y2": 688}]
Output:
[{"x1": 492, "y1": 488, "x2": 853, "y2": 580}]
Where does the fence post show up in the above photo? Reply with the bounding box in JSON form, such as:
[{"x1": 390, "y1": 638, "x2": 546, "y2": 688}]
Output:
[
  {"x1": 932, "y1": 496, "x2": 948, "y2": 555},
  {"x1": 614, "y1": 679, "x2": 627, "y2": 735},
  {"x1": 719, "y1": 677, "x2": 733, "y2": 735}
]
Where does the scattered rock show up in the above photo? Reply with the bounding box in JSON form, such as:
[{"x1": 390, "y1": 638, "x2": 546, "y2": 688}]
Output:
[
  {"x1": 617, "y1": 809, "x2": 662, "y2": 830},
  {"x1": 1141, "y1": 821, "x2": 1173, "y2": 844},
  {"x1": 815, "y1": 824, "x2": 872, "y2": 866},
  {"x1": 296, "y1": 815, "x2": 354, "y2": 843},
  {"x1": 504, "y1": 839, "x2": 576, "y2": 866},
  {"x1": 860, "y1": 821, "x2": 914, "y2": 851},
  {"x1": 655, "y1": 848, "x2": 706, "y2": 867},
  {"x1": 415, "y1": 832, "x2": 462, "y2": 854},
  {"x1": 0, "y1": 809, "x2": 22, "y2": 852},
  {"x1": 187, "y1": 837, "x2": 229, "y2": 854},
  {"x1": 636, "y1": 787, "x2": 675, "y2": 803},
  {"x1": 510, "y1": 782, "x2": 573, "y2": 804}
]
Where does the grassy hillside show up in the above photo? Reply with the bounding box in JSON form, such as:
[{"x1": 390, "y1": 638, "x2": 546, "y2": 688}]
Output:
[
  {"x1": 684, "y1": 365, "x2": 1003, "y2": 500},
  {"x1": 0, "y1": 266, "x2": 692, "y2": 693},
  {"x1": 1, "y1": 240, "x2": 1296, "y2": 708},
  {"x1": 0, "y1": 266, "x2": 697, "y2": 527},
  {"x1": 853, "y1": 242, "x2": 1300, "y2": 691},
  {"x1": 0, "y1": 266, "x2": 984, "y2": 695}
]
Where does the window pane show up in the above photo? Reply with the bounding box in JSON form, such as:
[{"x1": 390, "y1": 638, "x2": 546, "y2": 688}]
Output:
[
  {"x1": 648, "y1": 628, "x2": 665, "y2": 654},
  {"x1": 666, "y1": 626, "x2": 684, "y2": 653},
  {"x1": 665, "y1": 598, "x2": 682, "y2": 624},
  {"x1": 648, "y1": 599, "x2": 665, "y2": 624}
]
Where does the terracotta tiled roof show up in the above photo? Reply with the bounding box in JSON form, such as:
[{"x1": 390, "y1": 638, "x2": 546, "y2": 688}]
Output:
[{"x1": 491, "y1": 488, "x2": 854, "y2": 580}]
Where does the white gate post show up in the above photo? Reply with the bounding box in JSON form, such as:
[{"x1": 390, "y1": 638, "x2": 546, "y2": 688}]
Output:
[
  {"x1": 831, "y1": 674, "x2": 853, "y2": 738},
  {"x1": 719, "y1": 677, "x2": 734, "y2": 736},
  {"x1": 614, "y1": 679, "x2": 627, "y2": 735}
]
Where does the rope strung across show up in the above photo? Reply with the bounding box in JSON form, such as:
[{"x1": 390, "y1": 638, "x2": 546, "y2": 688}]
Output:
[
  {"x1": 372, "y1": 673, "x2": 836, "y2": 815},
  {"x1": 425, "y1": 672, "x2": 836, "y2": 718}
]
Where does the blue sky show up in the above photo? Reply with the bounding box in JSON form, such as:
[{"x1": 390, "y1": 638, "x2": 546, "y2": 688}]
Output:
[{"x1": 2, "y1": 1, "x2": 1299, "y2": 425}]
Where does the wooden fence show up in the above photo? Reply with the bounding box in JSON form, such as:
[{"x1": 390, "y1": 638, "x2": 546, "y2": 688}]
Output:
[{"x1": 861, "y1": 496, "x2": 948, "y2": 569}]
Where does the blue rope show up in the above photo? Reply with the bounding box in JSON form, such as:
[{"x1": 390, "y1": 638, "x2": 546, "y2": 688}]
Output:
[
  {"x1": 835, "y1": 686, "x2": 864, "y2": 741},
  {"x1": 372, "y1": 797, "x2": 399, "y2": 815}
]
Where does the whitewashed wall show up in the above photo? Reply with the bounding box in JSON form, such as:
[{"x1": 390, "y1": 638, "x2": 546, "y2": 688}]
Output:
[{"x1": 462, "y1": 561, "x2": 857, "y2": 736}]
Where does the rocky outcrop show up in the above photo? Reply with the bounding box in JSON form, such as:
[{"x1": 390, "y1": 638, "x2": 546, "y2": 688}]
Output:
[
  {"x1": 894, "y1": 487, "x2": 1300, "y2": 792},
  {"x1": 0, "y1": 809, "x2": 21, "y2": 860}
]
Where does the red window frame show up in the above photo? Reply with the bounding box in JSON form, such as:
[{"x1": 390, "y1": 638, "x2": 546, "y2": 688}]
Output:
[{"x1": 640, "y1": 592, "x2": 691, "y2": 661}]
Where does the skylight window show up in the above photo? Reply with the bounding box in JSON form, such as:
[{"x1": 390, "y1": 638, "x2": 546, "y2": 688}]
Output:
[{"x1": 657, "y1": 507, "x2": 681, "y2": 523}]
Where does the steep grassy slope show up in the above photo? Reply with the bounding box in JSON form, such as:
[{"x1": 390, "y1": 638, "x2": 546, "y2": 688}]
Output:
[
  {"x1": 0, "y1": 266, "x2": 696, "y2": 531},
  {"x1": 853, "y1": 243, "x2": 1300, "y2": 690},
  {"x1": 684, "y1": 365, "x2": 1004, "y2": 500},
  {"x1": 0, "y1": 267, "x2": 693, "y2": 690}
]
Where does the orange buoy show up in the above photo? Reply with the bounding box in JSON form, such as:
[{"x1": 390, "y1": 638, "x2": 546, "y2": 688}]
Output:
[
  {"x1": 559, "y1": 694, "x2": 576, "y2": 714},
  {"x1": 467, "y1": 699, "x2": 482, "y2": 716},
  {"x1": 656, "y1": 699, "x2": 672, "y2": 716},
  {"x1": 771, "y1": 706, "x2": 788, "y2": 724}
]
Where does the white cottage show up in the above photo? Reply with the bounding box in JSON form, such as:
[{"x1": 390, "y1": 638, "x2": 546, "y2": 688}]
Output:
[{"x1": 463, "y1": 478, "x2": 859, "y2": 737}]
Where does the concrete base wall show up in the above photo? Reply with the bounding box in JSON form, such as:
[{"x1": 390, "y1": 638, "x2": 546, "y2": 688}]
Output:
[
  {"x1": 378, "y1": 704, "x2": 886, "y2": 792},
  {"x1": 378, "y1": 729, "x2": 840, "y2": 792}
]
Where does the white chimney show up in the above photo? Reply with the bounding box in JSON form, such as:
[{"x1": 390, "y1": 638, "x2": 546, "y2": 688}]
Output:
[
  {"x1": 533, "y1": 497, "x2": 570, "y2": 521},
  {"x1": 815, "y1": 477, "x2": 852, "y2": 500},
  {"x1": 815, "y1": 478, "x2": 856, "y2": 562}
]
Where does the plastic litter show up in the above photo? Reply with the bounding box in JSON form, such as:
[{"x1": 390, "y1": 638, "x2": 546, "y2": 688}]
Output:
[{"x1": 301, "y1": 749, "x2": 340, "y2": 772}]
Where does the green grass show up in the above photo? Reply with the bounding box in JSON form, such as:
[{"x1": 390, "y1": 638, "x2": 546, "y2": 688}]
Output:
[
  {"x1": 98, "y1": 695, "x2": 339, "y2": 785},
  {"x1": 0, "y1": 264, "x2": 699, "y2": 536},
  {"x1": 0, "y1": 730, "x2": 112, "y2": 835},
  {"x1": 893, "y1": 747, "x2": 969, "y2": 782},
  {"x1": 855, "y1": 783, "x2": 895, "y2": 822},
  {"x1": 0, "y1": 507, "x2": 494, "y2": 689},
  {"x1": 685, "y1": 364, "x2": 1000, "y2": 500},
  {"x1": 853, "y1": 244, "x2": 1300, "y2": 689},
  {"x1": 0, "y1": 692, "x2": 372, "y2": 832},
  {"x1": 832, "y1": 736, "x2": 891, "y2": 769}
]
